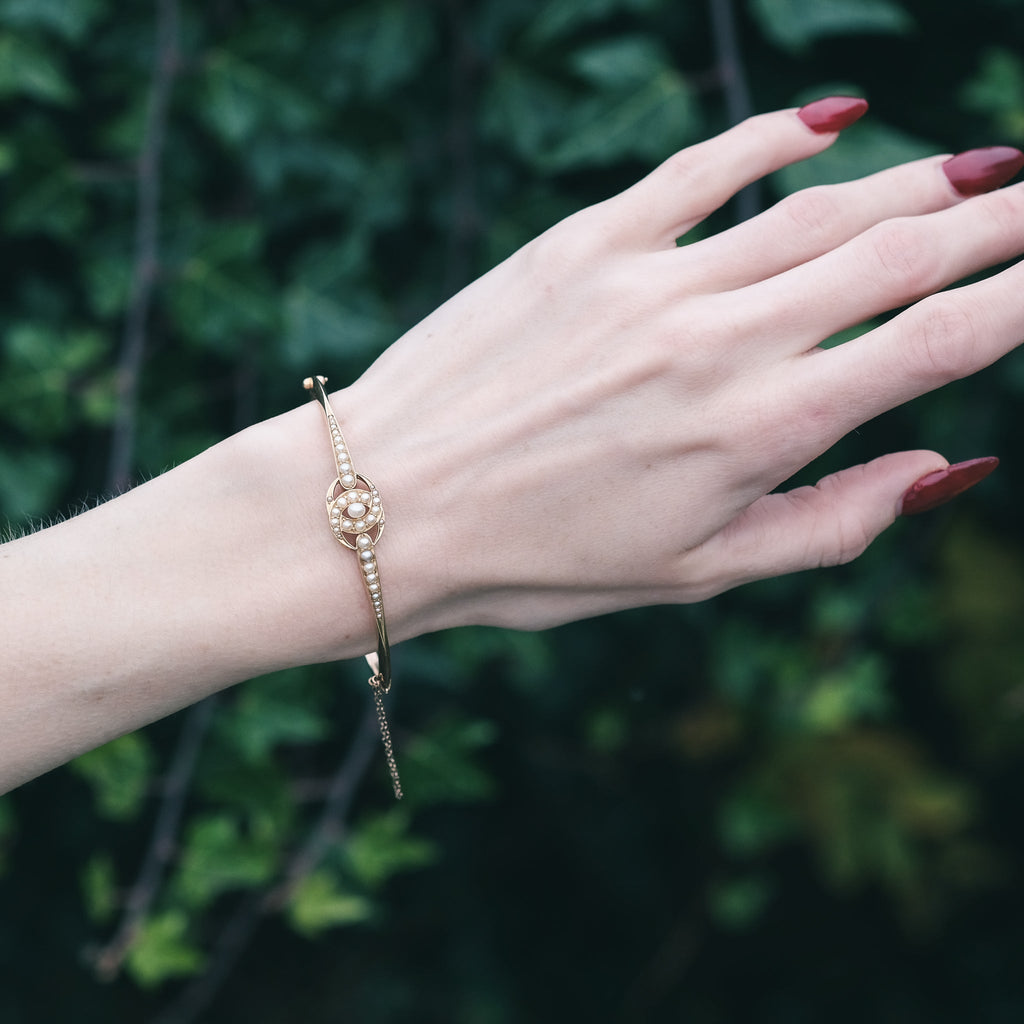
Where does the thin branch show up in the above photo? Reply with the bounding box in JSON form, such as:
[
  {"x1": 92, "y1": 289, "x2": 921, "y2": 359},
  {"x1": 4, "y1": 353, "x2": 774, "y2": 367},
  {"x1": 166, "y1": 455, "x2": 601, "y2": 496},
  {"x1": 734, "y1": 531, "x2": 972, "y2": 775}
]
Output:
[
  {"x1": 93, "y1": 697, "x2": 218, "y2": 980},
  {"x1": 708, "y1": 0, "x2": 760, "y2": 222},
  {"x1": 271, "y1": 698, "x2": 381, "y2": 901},
  {"x1": 442, "y1": 0, "x2": 483, "y2": 297},
  {"x1": 152, "y1": 699, "x2": 382, "y2": 1024},
  {"x1": 107, "y1": 0, "x2": 180, "y2": 494}
]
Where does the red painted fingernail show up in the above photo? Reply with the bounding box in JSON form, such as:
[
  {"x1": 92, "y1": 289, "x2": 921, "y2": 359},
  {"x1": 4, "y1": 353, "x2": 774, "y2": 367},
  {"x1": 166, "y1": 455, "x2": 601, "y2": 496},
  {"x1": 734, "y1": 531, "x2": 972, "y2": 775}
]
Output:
[
  {"x1": 899, "y1": 457, "x2": 999, "y2": 516},
  {"x1": 797, "y1": 96, "x2": 869, "y2": 134},
  {"x1": 942, "y1": 146, "x2": 1024, "y2": 196}
]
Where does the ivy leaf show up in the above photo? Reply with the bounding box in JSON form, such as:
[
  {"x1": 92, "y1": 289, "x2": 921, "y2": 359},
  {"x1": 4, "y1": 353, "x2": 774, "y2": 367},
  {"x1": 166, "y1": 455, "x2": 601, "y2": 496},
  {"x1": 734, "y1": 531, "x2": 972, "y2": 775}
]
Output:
[
  {"x1": 324, "y1": 1, "x2": 436, "y2": 100},
  {"x1": 201, "y1": 51, "x2": 321, "y2": 147},
  {"x1": 345, "y1": 810, "x2": 438, "y2": 890},
  {"x1": 218, "y1": 680, "x2": 328, "y2": 763},
  {"x1": 81, "y1": 854, "x2": 118, "y2": 924},
  {"x1": 70, "y1": 732, "x2": 154, "y2": 821},
  {"x1": 125, "y1": 910, "x2": 205, "y2": 989},
  {"x1": 282, "y1": 284, "x2": 394, "y2": 368},
  {"x1": 401, "y1": 716, "x2": 498, "y2": 808},
  {"x1": 750, "y1": 0, "x2": 914, "y2": 52},
  {"x1": 960, "y1": 48, "x2": 1024, "y2": 138},
  {"x1": 4, "y1": 169, "x2": 86, "y2": 237},
  {"x1": 0, "y1": 0, "x2": 106, "y2": 43},
  {"x1": 0, "y1": 31, "x2": 74, "y2": 104},
  {"x1": 286, "y1": 869, "x2": 374, "y2": 938},
  {"x1": 541, "y1": 68, "x2": 697, "y2": 170},
  {"x1": 175, "y1": 815, "x2": 279, "y2": 907}
]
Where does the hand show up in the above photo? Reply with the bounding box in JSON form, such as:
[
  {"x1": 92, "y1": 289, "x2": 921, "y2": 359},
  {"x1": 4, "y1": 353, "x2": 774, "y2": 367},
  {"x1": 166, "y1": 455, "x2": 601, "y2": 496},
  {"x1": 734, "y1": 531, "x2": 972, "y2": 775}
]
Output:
[{"x1": 336, "y1": 99, "x2": 1024, "y2": 635}]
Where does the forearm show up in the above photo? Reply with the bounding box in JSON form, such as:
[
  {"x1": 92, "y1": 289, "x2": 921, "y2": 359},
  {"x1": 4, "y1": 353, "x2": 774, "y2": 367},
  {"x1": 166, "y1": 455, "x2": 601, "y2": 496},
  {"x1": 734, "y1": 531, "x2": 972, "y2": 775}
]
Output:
[{"x1": 0, "y1": 395, "x2": 426, "y2": 791}]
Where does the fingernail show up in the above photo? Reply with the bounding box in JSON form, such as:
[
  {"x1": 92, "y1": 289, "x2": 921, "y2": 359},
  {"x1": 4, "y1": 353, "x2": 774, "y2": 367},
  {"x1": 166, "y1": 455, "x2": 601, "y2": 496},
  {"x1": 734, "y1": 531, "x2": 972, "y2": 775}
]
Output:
[
  {"x1": 943, "y1": 146, "x2": 1024, "y2": 197},
  {"x1": 899, "y1": 457, "x2": 999, "y2": 516},
  {"x1": 797, "y1": 96, "x2": 869, "y2": 134}
]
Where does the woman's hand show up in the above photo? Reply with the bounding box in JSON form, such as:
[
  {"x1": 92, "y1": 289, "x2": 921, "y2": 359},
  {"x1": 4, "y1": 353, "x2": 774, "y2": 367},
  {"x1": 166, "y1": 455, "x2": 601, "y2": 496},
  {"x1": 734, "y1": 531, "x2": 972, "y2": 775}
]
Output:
[
  {"x1": 336, "y1": 98, "x2": 1024, "y2": 635},
  {"x1": 6, "y1": 98, "x2": 1024, "y2": 788}
]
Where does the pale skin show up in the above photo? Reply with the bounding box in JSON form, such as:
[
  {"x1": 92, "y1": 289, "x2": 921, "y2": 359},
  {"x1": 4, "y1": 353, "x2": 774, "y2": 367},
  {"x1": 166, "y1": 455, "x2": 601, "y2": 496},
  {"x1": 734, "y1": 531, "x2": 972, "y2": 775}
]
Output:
[{"x1": 4, "y1": 105, "x2": 1024, "y2": 792}]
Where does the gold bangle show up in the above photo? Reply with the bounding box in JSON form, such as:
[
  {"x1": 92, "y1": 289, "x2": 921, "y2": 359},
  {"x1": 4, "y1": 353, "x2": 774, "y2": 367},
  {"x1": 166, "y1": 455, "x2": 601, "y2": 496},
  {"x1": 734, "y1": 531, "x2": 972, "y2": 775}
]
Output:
[{"x1": 303, "y1": 375, "x2": 402, "y2": 800}]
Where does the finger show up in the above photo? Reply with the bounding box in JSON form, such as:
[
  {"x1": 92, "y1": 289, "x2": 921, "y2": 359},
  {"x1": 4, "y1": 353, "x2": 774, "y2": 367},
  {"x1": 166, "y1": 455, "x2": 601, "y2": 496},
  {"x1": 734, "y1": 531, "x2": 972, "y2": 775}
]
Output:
[
  {"x1": 673, "y1": 152, "x2": 995, "y2": 294},
  {"x1": 741, "y1": 175, "x2": 1024, "y2": 354},
  {"x1": 684, "y1": 451, "x2": 951, "y2": 596},
  {"x1": 806, "y1": 255, "x2": 1024, "y2": 431},
  {"x1": 603, "y1": 100, "x2": 867, "y2": 251}
]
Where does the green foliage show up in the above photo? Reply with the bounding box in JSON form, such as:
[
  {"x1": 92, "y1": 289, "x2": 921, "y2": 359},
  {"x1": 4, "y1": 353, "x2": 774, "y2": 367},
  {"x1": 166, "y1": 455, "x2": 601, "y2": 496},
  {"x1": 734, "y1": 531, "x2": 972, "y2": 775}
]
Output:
[
  {"x1": 174, "y1": 814, "x2": 279, "y2": 907},
  {"x1": 286, "y1": 868, "x2": 374, "y2": 938},
  {"x1": 125, "y1": 910, "x2": 205, "y2": 989},
  {"x1": 4, "y1": 0, "x2": 1024, "y2": 1021},
  {"x1": 750, "y1": 0, "x2": 914, "y2": 52},
  {"x1": 70, "y1": 732, "x2": 155, "y2": 821},
  {"x1": 345, "y1": 809, "x2": 438, "y2": 889}
]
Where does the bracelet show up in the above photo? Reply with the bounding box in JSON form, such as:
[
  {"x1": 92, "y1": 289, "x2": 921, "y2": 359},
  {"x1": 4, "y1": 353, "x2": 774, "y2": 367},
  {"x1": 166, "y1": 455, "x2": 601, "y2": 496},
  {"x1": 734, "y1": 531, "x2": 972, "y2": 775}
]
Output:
[{"x1": 303, "y1": 375, "x2": 402, "y2": 799}]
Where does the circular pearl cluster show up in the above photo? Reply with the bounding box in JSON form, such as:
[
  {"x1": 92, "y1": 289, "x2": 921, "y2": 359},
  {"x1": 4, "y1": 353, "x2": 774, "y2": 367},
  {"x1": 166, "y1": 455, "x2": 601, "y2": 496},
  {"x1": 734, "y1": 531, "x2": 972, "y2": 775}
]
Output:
[{"x1": 330, "y1": 486, "x2": 382, "y2": 537}]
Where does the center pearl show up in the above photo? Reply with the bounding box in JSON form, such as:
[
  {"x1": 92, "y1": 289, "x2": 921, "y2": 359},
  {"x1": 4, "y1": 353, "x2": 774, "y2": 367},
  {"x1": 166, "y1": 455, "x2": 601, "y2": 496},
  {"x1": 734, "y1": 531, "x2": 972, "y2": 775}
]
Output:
[{"x1": 346, "y1": 502, "x2": 367, "y2": 519}]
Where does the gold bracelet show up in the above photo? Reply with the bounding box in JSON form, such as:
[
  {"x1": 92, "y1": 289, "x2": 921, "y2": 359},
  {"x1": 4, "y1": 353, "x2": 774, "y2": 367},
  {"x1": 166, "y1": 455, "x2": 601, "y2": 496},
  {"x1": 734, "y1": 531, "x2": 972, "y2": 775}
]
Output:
[{"x1": 303, "y1": 375, "x2": 402, "y2": 800}]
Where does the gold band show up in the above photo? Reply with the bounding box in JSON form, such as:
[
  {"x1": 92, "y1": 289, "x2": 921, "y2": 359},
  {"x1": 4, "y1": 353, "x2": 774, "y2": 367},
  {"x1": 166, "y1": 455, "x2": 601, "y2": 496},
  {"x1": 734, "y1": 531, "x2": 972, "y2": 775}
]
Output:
[{"x1": 303, "y1": 375, "x2": 402, "y2": 799}]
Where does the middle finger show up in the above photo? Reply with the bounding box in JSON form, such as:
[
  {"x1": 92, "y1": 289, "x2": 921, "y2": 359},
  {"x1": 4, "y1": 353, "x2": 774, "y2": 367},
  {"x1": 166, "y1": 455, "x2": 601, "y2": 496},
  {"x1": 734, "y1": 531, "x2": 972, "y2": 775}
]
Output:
[{"x1": 675, "y1": 148, "x2": 1024, "y2": 295}]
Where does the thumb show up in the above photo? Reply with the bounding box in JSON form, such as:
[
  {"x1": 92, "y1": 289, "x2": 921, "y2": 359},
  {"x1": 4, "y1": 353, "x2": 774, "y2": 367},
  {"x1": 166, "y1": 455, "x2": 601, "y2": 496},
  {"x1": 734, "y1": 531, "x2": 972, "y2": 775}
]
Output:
[{"x1": 689, "y1": 452, "x2": 998, "y2": 594}]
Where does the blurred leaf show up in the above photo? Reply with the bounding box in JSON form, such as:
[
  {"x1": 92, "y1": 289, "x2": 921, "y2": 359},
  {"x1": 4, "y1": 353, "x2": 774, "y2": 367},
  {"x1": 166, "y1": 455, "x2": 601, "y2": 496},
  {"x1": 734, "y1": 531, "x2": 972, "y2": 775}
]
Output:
[
  {"x1": 125, "y1": 910, "x2": 205, "y2": 988},
  {"x1": 961, "y1": 48, "x2": 1024, "y2": 139},
  {"x1": 0, "y1": 0, "x2": 106, "y2": 42},
  {"x1": 281, "y1": 284, "x2": 393, "y2": 367},
  {"x1": 800, "y1": 655, "x2": 891, "y2": 734},
  {"x1": 81, "y1": 854, "x2": 118, "y2": 924},
  {"x1": 719, "y1": 789, "x2": 795, "y2": 857},
  {"x1": 176, "y1": 814, "x2": 279, "y2": 907},
  {"x1": 0, "y1": 31, "x2": 74, "y2": 103},
  {"x1": 70, "y1": 732, "x2": 154, "y2": 821},
  {"x1": 218, "y1": 680, "x2": 328, "y2": 763},
  {"x1": 345, "y1": 810, "x2": 438, "y2": 889},
  {"x1": 287, "y1": 869, "x2": 374, "y2": 937},
  {"x1": 484, "y1": 51, "x2": 697, "y2": 171},
  {"x1": 401, "y1": 716, "x2": 498, "y2": 807},
  {"x1": 200, "y1": 50, "x2": 321, "y2": 146},
  {"x1": 524, "y1": 0, "x2": 662, "y2": 46},
  {"x1": 4, "y1": 169, "x2": 86, "y2": 236},
  {"x1": 0, "y1": 797, "x2": 15, "y2": 875},
  {"x1": 773, "y1": 119, "x2": 936, "y2": 194},
  {"x1": 0, "y1": 447, "x2": 68, "y2": 520},
  {"x1": 750, "y1": 0, "x2": 914, "y2": 52},
  {"x1": 325, "y1": 1, "x2": 436, "y2": 99},
  {"x1": 708, "y1": 874, "x2": 774, "y2": 930}
]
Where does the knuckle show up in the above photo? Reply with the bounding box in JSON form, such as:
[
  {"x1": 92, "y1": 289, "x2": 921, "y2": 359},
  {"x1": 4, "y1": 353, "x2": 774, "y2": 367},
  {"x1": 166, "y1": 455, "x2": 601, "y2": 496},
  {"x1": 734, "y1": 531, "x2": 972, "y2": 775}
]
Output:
[
  {"x1": 522, "y1": 208, "x2": 603, "y2": 276},
  {"x1": 777, "y1": 185, "x2": 843, "y2": 242},
  {"x1": 866, "y1": 218, "x2": 943, "y2": 294},
  {"x1": 828, "y1": 521, "x2": 873, "y2": 567},
  {"x1": 907, "y1": 295, "x2": 981, "y2": 382}
]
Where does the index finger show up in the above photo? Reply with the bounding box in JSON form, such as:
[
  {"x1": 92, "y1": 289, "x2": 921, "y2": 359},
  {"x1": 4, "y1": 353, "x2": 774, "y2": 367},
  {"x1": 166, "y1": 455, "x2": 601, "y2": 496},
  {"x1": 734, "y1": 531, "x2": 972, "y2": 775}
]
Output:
[{"x1": 603, "y1": 98, "x2": 869, "y2": 250}]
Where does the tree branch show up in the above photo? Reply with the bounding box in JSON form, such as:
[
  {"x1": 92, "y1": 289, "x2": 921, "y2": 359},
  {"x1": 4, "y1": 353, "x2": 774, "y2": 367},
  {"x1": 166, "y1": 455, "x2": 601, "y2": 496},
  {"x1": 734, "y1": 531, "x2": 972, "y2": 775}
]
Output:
[
  {"x1": 152, "y1": 698, "x2": 381, "y2": 1024},
  {"x1": 106, "y1": 0, "x2": 180, "y2": 494},
  {"x1": 708, "y1": 0, "x2": 760, "y2": 222},
  {"x1": 93, "y1": 697, "x2": 218, "y2": 981}
]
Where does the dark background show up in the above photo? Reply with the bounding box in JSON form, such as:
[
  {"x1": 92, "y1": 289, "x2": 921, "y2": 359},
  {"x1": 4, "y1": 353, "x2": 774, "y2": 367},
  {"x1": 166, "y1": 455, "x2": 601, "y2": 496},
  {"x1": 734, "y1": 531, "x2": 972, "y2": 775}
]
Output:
[{"x1": 3, "y1": 0, "x2": 1024, "y2": 1020}]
